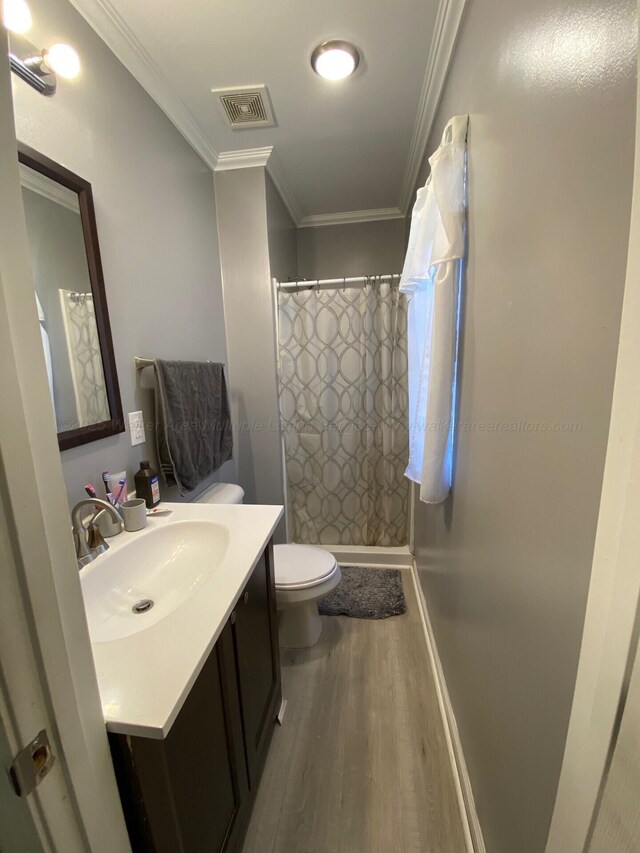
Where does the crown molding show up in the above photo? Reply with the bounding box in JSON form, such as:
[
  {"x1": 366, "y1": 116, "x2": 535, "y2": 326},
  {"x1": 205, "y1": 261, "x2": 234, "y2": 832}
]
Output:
[
  {"x1": 214, "y1": 146, "x2": 304, "y2": 226},
  {"x1": 214, "y1": 146, "x2": 273, "y2": 171},
  {"x1": 299, "y1": 207, "x2": 404, "y2": 228},
  {"x1": 68, "y1": 0, "x2": 219, "y2": 169},
  {"x1": 70, "y1": 0, "x2": 466, "y2": 225},
  {"x1": 397, "y1": 0, "x2": 468, "y2": 215},
  {"x1": 68, "y1": 0, "x2": 310, "y2": 222},
  {"x1": 19, "y1": 164, "x2": 80, "y2": 213}
]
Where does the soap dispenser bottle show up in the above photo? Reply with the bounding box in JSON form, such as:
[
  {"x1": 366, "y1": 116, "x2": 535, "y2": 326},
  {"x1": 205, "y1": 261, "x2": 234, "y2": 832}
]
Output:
[{"x1": 135, "y1": 460, "x2": 160, "y2": 508}]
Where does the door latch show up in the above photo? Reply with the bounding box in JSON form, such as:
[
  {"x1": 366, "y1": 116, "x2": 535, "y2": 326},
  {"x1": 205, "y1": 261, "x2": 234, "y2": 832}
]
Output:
[{"x1": 9, "y1": 729, "x2": 55, "y2": 797}]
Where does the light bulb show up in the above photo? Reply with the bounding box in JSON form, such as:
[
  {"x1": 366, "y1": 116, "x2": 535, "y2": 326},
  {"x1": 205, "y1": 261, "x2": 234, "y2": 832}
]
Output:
[
  {"x1": 2, "y1": 0, "x2": 32, "y2": 34},
  {"x1": 311, "y1": 41, "x2": 360, "y2": 81},
  {"x1": 315, "y1": 49, "x2": 355, "y2": 80},
  {"x1": 46, "y1": 43, "x2": 80, "y2": 79}
]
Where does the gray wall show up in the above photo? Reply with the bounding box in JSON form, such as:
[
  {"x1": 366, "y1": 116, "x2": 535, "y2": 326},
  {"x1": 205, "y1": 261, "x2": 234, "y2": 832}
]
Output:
[
  {"x1": 265, "y1": 173, "x2": 298, "y2": 536},
  {"x1": 297, "y1": 218, "x2": 405, "y2": 279},
  {"x1": 12, "y1": 0, "x2": 231, "y2": 507},
  {"x1": 412, "y1": 2, "x2": 637, "y2": 852},
  {"x1": 215, "y1": 167, "x2": 288, "y2": 536},
  {"x1": 265, "y1": 173, "x2": 298, "y2": 283}
]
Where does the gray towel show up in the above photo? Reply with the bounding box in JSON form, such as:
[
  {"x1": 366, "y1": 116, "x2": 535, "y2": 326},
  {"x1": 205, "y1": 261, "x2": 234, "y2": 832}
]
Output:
[{"x1": 154, "y1": 360, "x2": 233, "y2": 494}]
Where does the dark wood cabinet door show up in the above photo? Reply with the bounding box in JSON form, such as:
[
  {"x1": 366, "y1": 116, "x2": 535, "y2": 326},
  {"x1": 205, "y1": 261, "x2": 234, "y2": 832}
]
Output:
[
  {"x1": 232, "y1": 543, "x2": 281, "y2": 789},
  {"x1": 109, "y1": 541, "x2": 282, "y2": 853},
  {"x1": 110, "y1": 633, "x2": 244, "y2": 853},
  {"x1": 162, "y1": 631, "x2": 242, "y2": 853}
]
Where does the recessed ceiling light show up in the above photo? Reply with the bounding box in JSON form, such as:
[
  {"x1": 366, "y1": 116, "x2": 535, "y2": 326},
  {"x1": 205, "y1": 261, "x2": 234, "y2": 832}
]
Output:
[{"x1": 311, "y1": 40, "x2": 360, "y2": 81}]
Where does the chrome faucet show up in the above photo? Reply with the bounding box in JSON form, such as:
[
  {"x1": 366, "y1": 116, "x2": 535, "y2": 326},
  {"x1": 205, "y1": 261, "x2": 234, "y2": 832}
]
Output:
[{"x1": 71, "y1": 498, "x2": 123, "y2": 569}]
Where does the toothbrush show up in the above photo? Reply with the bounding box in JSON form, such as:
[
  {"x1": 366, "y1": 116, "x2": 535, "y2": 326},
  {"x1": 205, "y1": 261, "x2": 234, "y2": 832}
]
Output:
[
  {"x1": 113, "y1": 477, "x2": 127, "y2": 506},
  {"x1": 84, "y1": 483, "x2": 102, "y2": 511},
  {"x1": 101, "y1": 471, "x2": 115, "y2": 506}
]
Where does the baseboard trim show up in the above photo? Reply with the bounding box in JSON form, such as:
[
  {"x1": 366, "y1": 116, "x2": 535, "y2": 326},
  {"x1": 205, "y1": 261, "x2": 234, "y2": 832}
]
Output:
[
  {"x1": 410, "y1": 562, "x2": 486, "y2": 853},
  {"x1": 335, "y1": 562, "x2": 412, "y2": 570},
  {"x1": 313, "y1": 544, "x2": 413, "y2": 569}
]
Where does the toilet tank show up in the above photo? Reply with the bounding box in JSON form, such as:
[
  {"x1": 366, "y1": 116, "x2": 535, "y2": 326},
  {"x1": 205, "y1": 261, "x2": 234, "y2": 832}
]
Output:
[{"x1": 195, "y1": 482, "x2": 245, "y2": 504}]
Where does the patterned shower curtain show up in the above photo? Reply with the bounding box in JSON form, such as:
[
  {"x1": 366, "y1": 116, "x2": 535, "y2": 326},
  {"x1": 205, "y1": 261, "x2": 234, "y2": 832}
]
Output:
[
  {"x1": 277, "y1": 279, "x2": 409, "y2": 546},
  {"x1": 59, "y1": 290, "x2": 109, "y2": 427}
]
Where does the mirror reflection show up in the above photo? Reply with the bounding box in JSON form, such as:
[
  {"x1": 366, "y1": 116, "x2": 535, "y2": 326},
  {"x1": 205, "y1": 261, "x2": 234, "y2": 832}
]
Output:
[{"x1": 20, "y1": 164, "x2": 109, "y2": 433}]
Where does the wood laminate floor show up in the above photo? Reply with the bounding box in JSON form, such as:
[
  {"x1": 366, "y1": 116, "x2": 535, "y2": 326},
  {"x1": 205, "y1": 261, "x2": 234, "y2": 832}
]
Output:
[{"x1": 242, "y1": 570, "x2": 468, "y2": 853}]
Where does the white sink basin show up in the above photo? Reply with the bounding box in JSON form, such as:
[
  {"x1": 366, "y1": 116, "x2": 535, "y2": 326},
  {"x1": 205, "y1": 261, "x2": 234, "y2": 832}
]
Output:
[{"x1": 81, "y1": 520, "x2": 229, "y2": 643}]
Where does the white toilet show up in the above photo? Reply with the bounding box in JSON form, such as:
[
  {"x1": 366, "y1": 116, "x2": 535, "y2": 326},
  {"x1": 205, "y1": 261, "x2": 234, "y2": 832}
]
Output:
[{"x1": 196, "y1": 483, "x2": 341, "y2": 648}]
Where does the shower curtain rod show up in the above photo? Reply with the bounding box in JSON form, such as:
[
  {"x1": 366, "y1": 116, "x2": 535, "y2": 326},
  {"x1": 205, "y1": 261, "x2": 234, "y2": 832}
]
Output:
[{"x1": 277, "y1": 274, "x2": 401, "y2": 292}]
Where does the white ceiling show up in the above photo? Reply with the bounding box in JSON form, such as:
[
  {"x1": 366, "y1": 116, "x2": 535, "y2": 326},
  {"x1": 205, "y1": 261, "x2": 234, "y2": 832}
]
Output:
[{"x1": 70, "y1": 0, "x2": 456, "y2": 225}]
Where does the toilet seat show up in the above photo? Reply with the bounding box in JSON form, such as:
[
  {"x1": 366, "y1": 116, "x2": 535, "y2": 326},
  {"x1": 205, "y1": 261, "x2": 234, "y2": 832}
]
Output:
[{"x1": 273, "y1": 544, "x2": 338, "y2": 590}]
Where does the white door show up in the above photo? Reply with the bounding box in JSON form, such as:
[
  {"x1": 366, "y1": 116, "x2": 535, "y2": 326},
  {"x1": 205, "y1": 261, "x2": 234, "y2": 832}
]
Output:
[
  {"x1": 0, "y1": 33, "x2": 130, "y2": 853},
  {"x1": 0, "y1": 714, "x2": 43, "y2": 852},
  {"x1": 589, "y1": 624, "x2": 640, "y2": 851},
  {"x1": 0, "y1": 464, "x2": 82, "y2": 852}
]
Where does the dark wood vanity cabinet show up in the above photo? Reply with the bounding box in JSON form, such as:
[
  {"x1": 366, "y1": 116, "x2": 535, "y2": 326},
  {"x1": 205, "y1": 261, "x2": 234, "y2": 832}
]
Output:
[
  {"x1": 231, "y1": 546, "x2": 281, "y2": 790},
  {"x1": 109, "y1": 541, "x2": 281, "y2": 853}
]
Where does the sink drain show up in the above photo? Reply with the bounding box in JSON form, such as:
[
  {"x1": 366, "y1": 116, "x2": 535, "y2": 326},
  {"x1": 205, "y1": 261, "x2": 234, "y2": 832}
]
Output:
[{"x1": 132, "y1": 599, "x2": 154, "y2": 614}]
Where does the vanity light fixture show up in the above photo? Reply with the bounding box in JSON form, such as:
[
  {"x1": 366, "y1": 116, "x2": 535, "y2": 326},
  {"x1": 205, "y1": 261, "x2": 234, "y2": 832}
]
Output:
[
  {"x1": 2, "y1": 0, "x2": 32, "y2": 34},
  {"x1": 311, "y1": 40, "x2": 360, "y2": 80},
  {"x1": 4, "y1": 0, "x2": 81, "y2": 96},
  {"x1": 44, "y1": 43, "x2": 81, "y2": 79}
]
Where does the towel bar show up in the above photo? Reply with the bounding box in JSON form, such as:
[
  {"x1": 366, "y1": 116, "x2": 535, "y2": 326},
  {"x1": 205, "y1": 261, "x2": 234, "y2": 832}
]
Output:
[
  {"x1": 135, "y1": 357, "x2": 224, "y2": 370},
  {"x1": 134, "y1": 357, "x2": 155, "y2": 370}
]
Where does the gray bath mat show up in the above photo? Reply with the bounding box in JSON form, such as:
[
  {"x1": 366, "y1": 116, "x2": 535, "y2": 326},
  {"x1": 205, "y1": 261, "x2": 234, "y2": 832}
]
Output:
[{"x1": 318, "y1": 566, "x2": 406, "y2": 619}]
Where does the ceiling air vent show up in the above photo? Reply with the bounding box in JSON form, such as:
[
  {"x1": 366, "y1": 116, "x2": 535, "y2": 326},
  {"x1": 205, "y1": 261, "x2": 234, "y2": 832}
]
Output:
[{"x1": 211, "y1": 85, "x2": 276, "y2": 129}]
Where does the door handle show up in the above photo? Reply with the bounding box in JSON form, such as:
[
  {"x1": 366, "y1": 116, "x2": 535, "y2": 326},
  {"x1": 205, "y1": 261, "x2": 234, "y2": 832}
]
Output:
[
  {"x1": 230, "y1": 610, "x2": 236, "y2": 625},
  {"x1": 243, "y1": 591, "x2": 249, "y2": 606}
]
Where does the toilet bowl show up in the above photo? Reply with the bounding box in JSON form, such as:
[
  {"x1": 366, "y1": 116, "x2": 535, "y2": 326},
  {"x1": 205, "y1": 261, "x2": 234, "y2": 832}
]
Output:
[
  {"x1": 273, "y1": 544, "x2": 341, "y2": 648},
  {"x1": 195, "y1": 483, "x2": 341, "y2": 648}
]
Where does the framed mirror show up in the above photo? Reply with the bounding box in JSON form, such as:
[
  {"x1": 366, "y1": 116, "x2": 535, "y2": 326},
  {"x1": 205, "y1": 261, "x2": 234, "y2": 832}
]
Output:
[{"x1": 18, "y1": 144, "x2": 124, "y2": 451}]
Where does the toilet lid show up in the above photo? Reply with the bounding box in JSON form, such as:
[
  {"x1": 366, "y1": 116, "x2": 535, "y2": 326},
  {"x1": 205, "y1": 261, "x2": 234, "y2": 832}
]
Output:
[{"x1": 273, "y1": 544, "x2": 338, "y2": 590}]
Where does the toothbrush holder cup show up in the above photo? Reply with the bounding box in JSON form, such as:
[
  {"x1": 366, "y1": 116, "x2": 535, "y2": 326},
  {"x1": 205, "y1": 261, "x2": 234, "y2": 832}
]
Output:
[{"x1": 121, "y1": 498, "x2": 147, "y2": 532}]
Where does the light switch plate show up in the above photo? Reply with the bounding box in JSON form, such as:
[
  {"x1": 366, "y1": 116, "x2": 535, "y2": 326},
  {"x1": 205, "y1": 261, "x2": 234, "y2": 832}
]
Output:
[{"x1": 128, "y1": 411, "x2": 146, "y2": 446}]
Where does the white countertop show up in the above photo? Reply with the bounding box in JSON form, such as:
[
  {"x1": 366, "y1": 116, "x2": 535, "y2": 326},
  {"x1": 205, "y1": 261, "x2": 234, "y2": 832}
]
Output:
[{"x1": 82, "y1": 502, "x2": 283, "y2": 739}]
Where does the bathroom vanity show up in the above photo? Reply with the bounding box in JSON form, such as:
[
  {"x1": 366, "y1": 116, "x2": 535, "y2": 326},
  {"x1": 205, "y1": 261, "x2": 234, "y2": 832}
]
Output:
[{"x1": 80, "y1": 504, "x2": 283, "y2": 852}]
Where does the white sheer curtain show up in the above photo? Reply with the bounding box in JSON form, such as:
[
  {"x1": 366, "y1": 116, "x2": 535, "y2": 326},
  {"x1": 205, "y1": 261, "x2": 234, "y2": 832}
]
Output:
[{"x1": 400, "y1": 114, "x2": 468, "y2": 503}]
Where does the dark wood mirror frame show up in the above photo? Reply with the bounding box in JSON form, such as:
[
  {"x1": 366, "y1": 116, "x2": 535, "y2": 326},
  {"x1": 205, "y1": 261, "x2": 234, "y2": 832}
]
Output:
[{"x1": 18, "y1": 144, "x2": 124, "y2": 451}]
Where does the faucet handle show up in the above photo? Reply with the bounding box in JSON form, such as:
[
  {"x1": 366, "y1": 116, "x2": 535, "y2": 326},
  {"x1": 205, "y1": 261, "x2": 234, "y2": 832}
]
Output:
[
  {"x1": 71, "y1": 498, "x2": 123, "y2": 568},
  {"x1": 87, "y1": 519, "x2": 109, "y2": 555}
]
